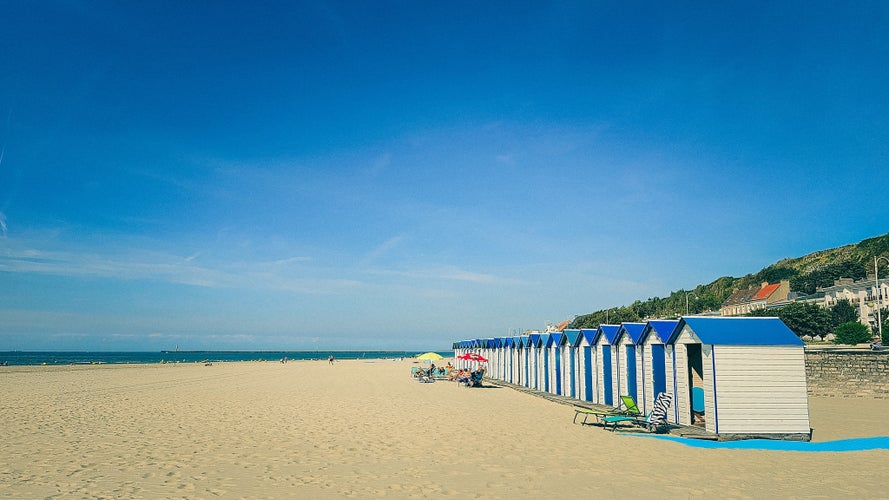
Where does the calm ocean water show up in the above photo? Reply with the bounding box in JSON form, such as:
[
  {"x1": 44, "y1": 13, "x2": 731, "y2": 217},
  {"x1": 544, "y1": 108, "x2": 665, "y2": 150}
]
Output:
[{"x1": 0, "y1": 350, "x2": 450, "y2": 366}]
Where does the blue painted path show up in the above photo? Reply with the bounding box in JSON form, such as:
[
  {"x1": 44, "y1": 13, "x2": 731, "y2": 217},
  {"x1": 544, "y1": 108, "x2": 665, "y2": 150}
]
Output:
[{"x1": 629, "y1": 434, "x2": 889, "y2": 452}]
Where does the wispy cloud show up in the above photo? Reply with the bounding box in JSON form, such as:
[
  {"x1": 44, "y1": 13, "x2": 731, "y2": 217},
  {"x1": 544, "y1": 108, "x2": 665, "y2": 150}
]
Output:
[
  {"x1": 0, "y1": 211, "x2": 7, "y2": 237},
  {"x1": 438, "y1": 267, "x2": 500, "y2": 284},
  {"x1": 495, "y1": 154, "x2": 514, "y2": 165},
  {"x1": 359, "y1": 235, "x2": 405, "y2": 267},
  {"x1": 0, "y1": 235, "x2": 344, "y2": 294},
  {"x1": 365, "y1": 264, "x2": 515, "y2": 285}
]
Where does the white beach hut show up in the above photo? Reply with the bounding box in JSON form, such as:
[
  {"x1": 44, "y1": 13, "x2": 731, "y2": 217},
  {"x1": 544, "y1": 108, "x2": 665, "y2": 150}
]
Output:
[
  {"x1": 513, "y1": 336, "x2": 523, "y2": 386},
  {"x1": 539, "y1": 333, "x2": 551, "y2": 393},
  {"x1": 665, "y1": 316, "x2": 811, "y2": 440},
  {"x1": 490, "y1": 338, "x2": 500, "y2": 379},
  {"x1": 563, "y1": 329, "x2": 582, "y2": 399},
  {"x1": 578, "y1": 329, "x2": 599, "y2": 403},
  {"x1": 545, "y1": 333, "x2": 560, "y2": 395},
  {"x1": 527, "y1": 333, "x2": 541, "y2": 390},
  {"x1": 520, "y1": 336, "x2": 529, "y2": 386},
  {"x1": 638, "y1": 320, "x2": 679, "y2": 414},
  {"x1": 503, "y1": 337, "x2": 511, "y2": 384},
  {"x1": 592, "y1": 325, "x2": 621, "y2": 408},
  {"x1": 614, "y1": 322, "x2": 646, "y2": 407}
]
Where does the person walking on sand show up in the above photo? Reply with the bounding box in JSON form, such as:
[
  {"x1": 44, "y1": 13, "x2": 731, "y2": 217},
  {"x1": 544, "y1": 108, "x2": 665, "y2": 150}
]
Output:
[{"x1": 328, "y1": 355, "x2": 335, "y2": 365}]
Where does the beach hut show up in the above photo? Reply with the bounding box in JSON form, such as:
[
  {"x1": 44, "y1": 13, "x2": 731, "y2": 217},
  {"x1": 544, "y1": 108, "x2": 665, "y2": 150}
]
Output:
[
  {"x1": 539, "y1": 333, "x2": 551, "y2": 393},
  {"x1": 485, "y1": 339, "x2": 496, "y2": 376},
  {"x1": 503, "y1": 337, "x2": 513, "y2": 384},
  {"x1": 638, "y1": 320, "x2": 679, "y2": 414},
  {"x1": 488, "y1": 337, "x2": 504, "y2": 380},
  {"x1": 665, "y1": 316, "x2": 811, "y2": 440},
  {"x1": 527, "y1": 333, "x2": 541, "y2": 390},
  {"x1": 592, "y1": 325, "x2": 621, "y2": 407},
  {"x1": 563, "y1": 329, "x2": 582, "y2": 399},
  {"x1": 520, "y1": 336, "x2": 531, "y2": 388},
  {"x1": 578, "y1": 329, "x2": 599, "y2": 402},
  {"x1": 501, "y1": 337, "x2": 511, "y2": 382},
  {"x1": 614, "y1": 323, "x2": 646, "y2": 407},
  {"x1": 545, "y1": 333, "x2": 564, "y2": 395},
  {"x1": 511, "y1": 337, "x2": 522, "y2": 385}
]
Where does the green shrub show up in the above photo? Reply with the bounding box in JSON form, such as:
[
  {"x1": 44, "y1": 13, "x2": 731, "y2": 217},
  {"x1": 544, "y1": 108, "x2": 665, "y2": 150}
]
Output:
[{"x1": 834, "y1": 321, "x2": 872, "y2": 345}]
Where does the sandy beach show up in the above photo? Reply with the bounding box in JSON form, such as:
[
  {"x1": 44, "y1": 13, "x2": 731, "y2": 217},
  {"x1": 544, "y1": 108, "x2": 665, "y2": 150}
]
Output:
[{"x1": 1, "y1": 359, "x2": 887, "y2": 499}]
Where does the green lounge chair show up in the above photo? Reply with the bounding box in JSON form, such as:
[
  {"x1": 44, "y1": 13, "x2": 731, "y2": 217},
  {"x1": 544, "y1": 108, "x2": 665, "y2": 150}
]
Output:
[
  {"x1": 602, "y1": 392, "x2": 673, "y2": 433},
  {"x1": 573, "y1": 395, "x2": 640, "y2": 425}
]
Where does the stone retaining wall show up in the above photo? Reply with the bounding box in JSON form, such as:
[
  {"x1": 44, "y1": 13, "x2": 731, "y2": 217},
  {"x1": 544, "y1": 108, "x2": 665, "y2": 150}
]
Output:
[{"x1": 805, "y1": 348, "x2": 889, "y2": 398}]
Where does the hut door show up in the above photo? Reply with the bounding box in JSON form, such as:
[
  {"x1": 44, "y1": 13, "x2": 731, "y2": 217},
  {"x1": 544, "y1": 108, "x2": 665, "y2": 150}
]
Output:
[
  {"x1": 602, "y1": 345, "x2": 613, "y2": 406},
  {"x1": 651, "y1": 344, "x2": 666, "y2": 396},
  {"x1": 583, "y1": 347, "x2": 593, "y2": 401},
  {"x1": 554, "y1": 347, "x2": 562, "y2": 395},
  {"x1": 568, "y1": 349, "x2": 575, "y2": 398},
  {"x1": 543, "y1": 350, "x2": 550, "y2": 392},
  {"x1": 625, "y1": 345, "x2": 637, "y2": 402},
  {"x1": 685, "y1": 344, "x2": 704, "y2": 425}
]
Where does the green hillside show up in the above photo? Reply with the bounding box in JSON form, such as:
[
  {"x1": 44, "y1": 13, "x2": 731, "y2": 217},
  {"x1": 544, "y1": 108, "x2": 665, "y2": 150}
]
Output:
[{"x1": 570, "y1": 232, "x2": 889, "y2": 330}]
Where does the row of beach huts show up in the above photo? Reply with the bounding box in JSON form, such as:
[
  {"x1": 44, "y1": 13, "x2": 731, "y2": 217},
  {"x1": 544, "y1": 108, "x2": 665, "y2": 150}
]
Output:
[{"x1": 453, "y1": 316, "x2": 812, "y2": 441}]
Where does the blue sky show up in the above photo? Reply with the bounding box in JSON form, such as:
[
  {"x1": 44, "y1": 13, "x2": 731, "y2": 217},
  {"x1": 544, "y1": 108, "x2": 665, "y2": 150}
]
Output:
[{"x1": 2, "y1": 1, "x2": 888, "y2": 351}]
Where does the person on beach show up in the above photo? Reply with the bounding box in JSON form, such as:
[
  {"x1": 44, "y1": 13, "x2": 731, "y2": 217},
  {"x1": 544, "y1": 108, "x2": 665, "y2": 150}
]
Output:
[{"x1": 328, "y1": 355, "x2": 335, "y2": 365}]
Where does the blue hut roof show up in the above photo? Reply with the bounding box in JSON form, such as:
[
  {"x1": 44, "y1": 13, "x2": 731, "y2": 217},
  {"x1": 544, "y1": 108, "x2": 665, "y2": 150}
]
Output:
[
  {"x1": 540, "y1": 333, "x2": 551, "y2": 347},
  {"x1": 528, "y1": 333, "x2": 541, "y2": 347},
  {"x1": 581, "y1": 329, "x2": 597, "y2": 345},
  {"x1": 564, "y1": 329, "x2": 583, "y2": 347},
  {"x1": 667, "y1": 316, "x2": 804, "y2": 346},
  {"x1": 640, "y1": 320, "x2": 679, "y2": 344},
  {"x1": 547, "y1": 332, "x2": 563, "y2": 347},
  {"x1": 616, "y1": 322, "x2": 646, "y2": 344},
  {"x1": 593, "y1": 324, "x2": 621, "y2": 344}
]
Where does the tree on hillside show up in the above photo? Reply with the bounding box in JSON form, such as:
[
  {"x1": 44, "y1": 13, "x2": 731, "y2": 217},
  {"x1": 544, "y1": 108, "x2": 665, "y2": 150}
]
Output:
[
  {"x1": 568, "y1": 233, "x2": 889, "y2": 330},
  {"x1": 831, "y1": 299, "x2": 859, "y2": 327},
  {"x1": 791, "y1": 261, "x2": 867, "y2": 295}
]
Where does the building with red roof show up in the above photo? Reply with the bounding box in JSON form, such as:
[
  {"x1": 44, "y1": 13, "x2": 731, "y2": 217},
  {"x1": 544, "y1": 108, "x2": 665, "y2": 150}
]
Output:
[{"x1": 720, "y1": 280, "x2": 791, "y2": 316}]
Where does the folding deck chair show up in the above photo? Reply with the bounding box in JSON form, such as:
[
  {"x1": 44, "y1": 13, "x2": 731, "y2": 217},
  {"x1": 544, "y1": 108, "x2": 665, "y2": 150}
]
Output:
[
  {"x1": 465, "y1": 368, "x2": 485, "y2": 387},
  {"x1": 602, "y1": 392, "x2": 673, "y2": 433},
  {"x1": 573, "y1": 395, "x2": 640, "y2": 425}
]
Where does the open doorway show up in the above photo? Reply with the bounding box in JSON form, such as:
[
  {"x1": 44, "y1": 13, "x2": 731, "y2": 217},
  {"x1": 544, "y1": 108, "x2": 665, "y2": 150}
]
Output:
[{"x1": 685, "y1": 344, "x2": 705, "y2": 426}]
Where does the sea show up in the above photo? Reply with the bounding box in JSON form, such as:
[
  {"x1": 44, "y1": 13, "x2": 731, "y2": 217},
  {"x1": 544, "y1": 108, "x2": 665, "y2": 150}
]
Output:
[{"x1": 0, "y1": 350, "x2": 450, "y2": 366}]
